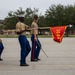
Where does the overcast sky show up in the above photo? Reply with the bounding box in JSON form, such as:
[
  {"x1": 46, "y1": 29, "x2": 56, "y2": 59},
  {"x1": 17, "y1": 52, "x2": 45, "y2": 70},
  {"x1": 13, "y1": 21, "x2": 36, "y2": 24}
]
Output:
[{"x1": 0, "y1": 0, "x2": 75, "y2": 19}]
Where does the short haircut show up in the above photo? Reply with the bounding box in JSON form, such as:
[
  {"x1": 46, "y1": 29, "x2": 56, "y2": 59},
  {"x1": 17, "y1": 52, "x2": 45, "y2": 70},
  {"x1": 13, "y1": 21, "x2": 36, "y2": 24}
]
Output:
[{"x1": 34, "y1": 15, "x2": 38, "y2": 19}]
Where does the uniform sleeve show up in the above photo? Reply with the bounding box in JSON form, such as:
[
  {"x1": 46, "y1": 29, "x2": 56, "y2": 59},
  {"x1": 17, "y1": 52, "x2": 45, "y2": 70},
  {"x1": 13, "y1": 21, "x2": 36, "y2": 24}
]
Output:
[
  {"x1": 25, "y1": 24, "x2": 29, "y2": 30},
  {"x1": 16, "y1": 23, "x2": 21, "y2": 32}
]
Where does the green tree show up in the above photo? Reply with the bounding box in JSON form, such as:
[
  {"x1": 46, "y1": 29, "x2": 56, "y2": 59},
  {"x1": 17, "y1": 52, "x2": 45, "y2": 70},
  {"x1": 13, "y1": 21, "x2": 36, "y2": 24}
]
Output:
[
  {"x1": 4, "y1": 7, "x2": 40, "y2": 29},
  {"x1": 45, "y1": 4, "x2": 66, "y2": 26},
  {"x1": 25, "y1": 7, "x2": 39, "y2": 26},
  {"x1": 4, "y1": 17, "x2": 18, "y2": 29},
  {"x1": 4, "y1": 7, "x2": 25, "y2": 29},
  {"x1": 45, "y1": 4, "x2": 75, "y2": 27}
]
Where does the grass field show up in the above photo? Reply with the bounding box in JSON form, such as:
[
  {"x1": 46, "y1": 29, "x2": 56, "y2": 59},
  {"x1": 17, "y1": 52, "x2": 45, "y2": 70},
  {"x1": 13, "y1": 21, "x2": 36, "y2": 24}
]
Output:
[
  {"x1": 0, "y1": 34, "x2": 52, "y2": 38},
  {"x1": 0, "y1": 34, "x2": 75, "y2": 38}
]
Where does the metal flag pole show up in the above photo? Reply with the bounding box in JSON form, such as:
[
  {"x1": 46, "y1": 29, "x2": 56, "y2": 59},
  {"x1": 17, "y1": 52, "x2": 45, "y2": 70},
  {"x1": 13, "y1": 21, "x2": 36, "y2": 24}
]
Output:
[
  {"x1": 41, "y1": 47, "x2": 48, "y2": 58},
  {"x1": 37, "y1": 41, "x2": 48, "y2": 58}
]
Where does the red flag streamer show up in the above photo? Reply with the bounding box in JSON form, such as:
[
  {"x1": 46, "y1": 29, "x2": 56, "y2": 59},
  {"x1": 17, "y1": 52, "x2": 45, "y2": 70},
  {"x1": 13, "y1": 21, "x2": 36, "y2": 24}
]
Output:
[{"x1": 50, "y1": 26, "x2": 67, "y2": 43}]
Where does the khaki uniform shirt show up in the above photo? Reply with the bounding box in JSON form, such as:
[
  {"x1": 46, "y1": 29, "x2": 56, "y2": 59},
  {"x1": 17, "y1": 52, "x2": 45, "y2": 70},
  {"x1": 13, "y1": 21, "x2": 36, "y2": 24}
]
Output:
[
  {"x1": 31, "y1": 22, "x2": 38, "y2": 34},
  {"x1": 16, "y1": 21, "x2": 28, "y2": 35}
]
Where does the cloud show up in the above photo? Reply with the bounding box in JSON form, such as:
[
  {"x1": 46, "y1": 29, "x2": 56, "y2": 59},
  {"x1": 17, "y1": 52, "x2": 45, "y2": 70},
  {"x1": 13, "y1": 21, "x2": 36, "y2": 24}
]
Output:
[{"x1": 0, "y1": 0, "x2": 75, "y2": 19}]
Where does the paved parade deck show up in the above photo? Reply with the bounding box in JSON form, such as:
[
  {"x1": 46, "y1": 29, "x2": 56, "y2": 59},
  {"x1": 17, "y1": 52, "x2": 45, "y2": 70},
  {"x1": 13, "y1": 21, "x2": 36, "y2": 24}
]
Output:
[{"x1": 0, "y1": 38, "x2": 75, "y2": 75}]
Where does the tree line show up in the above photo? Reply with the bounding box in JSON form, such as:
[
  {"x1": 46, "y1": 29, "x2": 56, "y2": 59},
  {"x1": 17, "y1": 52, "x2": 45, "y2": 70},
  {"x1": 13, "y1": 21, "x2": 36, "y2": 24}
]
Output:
[{"x1": 3, "y1": 4, "x2": 75, "y2": 31}]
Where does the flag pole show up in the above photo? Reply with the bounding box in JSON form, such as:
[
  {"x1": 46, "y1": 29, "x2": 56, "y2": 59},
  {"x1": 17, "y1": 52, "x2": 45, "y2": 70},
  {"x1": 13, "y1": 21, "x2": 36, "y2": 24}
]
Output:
[{"x1": 37, "y1": 41, "x2": 48, "y2": 58}]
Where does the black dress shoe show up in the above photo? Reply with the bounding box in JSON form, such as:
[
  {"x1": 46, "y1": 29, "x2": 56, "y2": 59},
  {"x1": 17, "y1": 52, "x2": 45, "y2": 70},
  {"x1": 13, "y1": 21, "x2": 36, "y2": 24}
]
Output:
[
  {"x1": 31, "y1": 59, "x2": 38, "y2": 62},
  {"x1": 0, "y1": 58, "x2": 3, "y2": 61},
  {"x1": 37, "y1": 58, "x2": 41, "y2": 61},
  {"x1": 20, "y1": 64, "x2": 29, "y2": 66}
]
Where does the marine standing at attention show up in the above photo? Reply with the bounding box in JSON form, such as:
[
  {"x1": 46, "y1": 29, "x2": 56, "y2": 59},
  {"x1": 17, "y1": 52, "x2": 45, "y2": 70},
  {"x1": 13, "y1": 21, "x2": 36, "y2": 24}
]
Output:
[{"x1": 31, "y1": 15, "x2": 41, "y2": 62}]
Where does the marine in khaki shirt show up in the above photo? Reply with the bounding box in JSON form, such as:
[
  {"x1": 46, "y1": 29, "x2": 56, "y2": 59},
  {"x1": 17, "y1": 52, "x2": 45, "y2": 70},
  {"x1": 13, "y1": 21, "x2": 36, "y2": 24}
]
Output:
[
  {"x1": 16, "y1": 15, "x2": 31, "y2": 66},
  {"x1": 16, "y1": 21, "x2": 29, "y2": 35},
  {"x1": 31, "y1": 15, "x2": 41, "y2": 61},
  {"x1": 31, "y1": 21, "x2": 38, "y2": 35},
  {"x1": 31, "y1": 15, "x2": 39, "y2": 41}
]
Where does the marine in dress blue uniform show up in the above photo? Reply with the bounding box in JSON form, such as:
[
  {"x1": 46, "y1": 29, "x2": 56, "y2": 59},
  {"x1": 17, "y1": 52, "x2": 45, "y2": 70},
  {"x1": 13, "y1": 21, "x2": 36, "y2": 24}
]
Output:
[
  {"x1": 0, "y1": 39, "x2": 4, "y2": 61},
  {"x1": 16, "y1": 15, "x2": 31, "y2": 66},
  {"x1": 31, "y1": 15, "x2": 41, "y2": 61}
]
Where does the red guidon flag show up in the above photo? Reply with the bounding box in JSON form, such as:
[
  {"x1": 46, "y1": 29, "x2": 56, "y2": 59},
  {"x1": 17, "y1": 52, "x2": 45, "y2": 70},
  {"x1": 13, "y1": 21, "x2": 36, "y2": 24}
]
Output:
[{"x1": 50, "y1": 26, "x2": 67, "y2": 43}]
